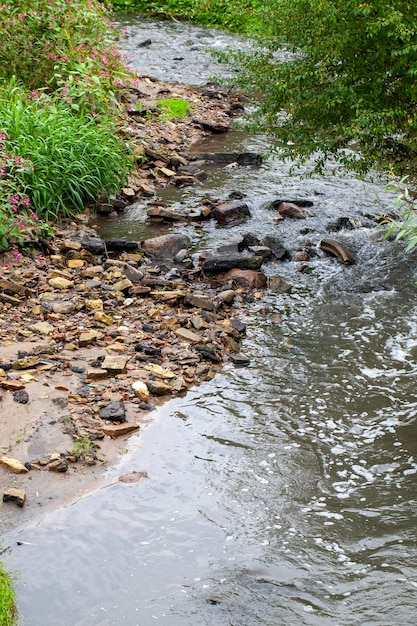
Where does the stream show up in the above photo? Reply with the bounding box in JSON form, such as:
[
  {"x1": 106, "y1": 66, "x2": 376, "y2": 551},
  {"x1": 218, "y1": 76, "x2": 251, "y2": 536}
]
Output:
[{"x1": 4, "y1": 16, "x2": 417, "y2": 626}]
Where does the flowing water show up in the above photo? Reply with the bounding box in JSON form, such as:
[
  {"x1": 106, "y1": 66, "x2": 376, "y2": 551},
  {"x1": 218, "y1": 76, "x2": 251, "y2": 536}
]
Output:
[{"x1": 4, "y1": 17, "x2": 417, "y2": 626}]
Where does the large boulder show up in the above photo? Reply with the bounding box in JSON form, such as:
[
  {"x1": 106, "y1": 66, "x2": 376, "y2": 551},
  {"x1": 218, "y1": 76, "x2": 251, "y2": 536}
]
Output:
[
  {"x1": 213, "y1": 200, "x2": 251, "y2": 225},
  {"x1": 141, "y1": 234, "x2": 191, "y2": 260}
]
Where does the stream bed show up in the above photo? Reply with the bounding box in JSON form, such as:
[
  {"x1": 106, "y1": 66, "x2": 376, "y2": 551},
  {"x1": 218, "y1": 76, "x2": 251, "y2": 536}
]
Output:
[{"x1": 4, "y1": 16, "x2": 417, "y2": 626}]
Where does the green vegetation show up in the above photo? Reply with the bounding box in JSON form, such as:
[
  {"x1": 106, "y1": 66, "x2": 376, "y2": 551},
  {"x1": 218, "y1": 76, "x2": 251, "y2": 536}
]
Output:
[
  {"x1": 0, "y1": 560, "x2": 16, "y2": 626},
  {"x1": 110, "y1": 0, "x2": 265, "y2": 35},
  {"x1": 71, "y1": 436, "x2": 98, "y2": 464},
  {"x1": 0, "y1": 0, "x2": 134, "y2": 251},
  {"x1": 157, "y1": 97, "x2": 190, "y2": 120}
]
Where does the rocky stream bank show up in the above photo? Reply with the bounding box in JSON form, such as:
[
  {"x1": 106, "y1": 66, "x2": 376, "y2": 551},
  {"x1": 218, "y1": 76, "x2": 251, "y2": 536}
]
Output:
[{"x1": 0, "y1": 74, "x2": 384, "y2": 532}]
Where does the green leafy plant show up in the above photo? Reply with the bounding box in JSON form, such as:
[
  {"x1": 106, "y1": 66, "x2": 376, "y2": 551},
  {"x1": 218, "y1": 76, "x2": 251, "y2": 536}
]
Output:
[
  {"x1": 71, "y1": 436, "x2": 98, "y2": 464},
  {"x1": 0, "y1": 81, "x2": 132, "y2": 223},
  {"x1": 384, "y1": 178, "x2": 417, "y2": 250},
  {"x1": 0, "y1": 560, "x2": 16, "y2": 626},
  {"x1": 157, "y1": 97, "x2": 190, "y2": 120},
  {"x1": 221, "y1": 0, "x2": 417, "y2": 176}
]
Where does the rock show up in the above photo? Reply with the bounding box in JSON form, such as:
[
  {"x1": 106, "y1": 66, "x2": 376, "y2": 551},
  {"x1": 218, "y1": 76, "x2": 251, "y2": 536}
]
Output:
[
  {"x1": 132, "y1": 381, "x2": 150, "y2": 402},
  {"x1": 48, "y1": 457, "x2": 68, "y2": 472},
  {"x1": 213, "y1": 200, "x2": 251, "y2": 225},
  {"x1": 248, "y1": 246, "x2": 272, "y2": 260},
  {"x1": 213, "y1": 289, "x2": 236, "y2": 306},
  {"x1": 229, "y1": 354, "x2": 251, "y2": 367},
  {"x1": 94, "y1": 311, "x2": 113, "y2": 326},
  {"x1": 105, "y1": 239, "x2": 139, "y2": 252},
  {"x1": 197, "y1": 152, "x2": 262, "y2": 166},
  {"x1": 175, "y1": 328, "x2": 202, "y2": 343},
  {"x1": 0, "y1": 278, "x2": 32, "y2": 297},
  {"x1": 320, "y1": 238, "x2": 355, "y2": 264},
  {"x1": 48, "y1": 276, "x2": 75, "y2": 290},
  {"x1": 79, "y1": 237, "x2": 106, "y2": 255},
  {"x1": 0, "y1": 379, "x2": 25, "y2": 391},
  {"x1": 277, "y1": 202, "x2": 306, "y2": 219},
  {"x1": 326, "y1": 216, "x2": 363, "y2": 232},
  {"x1": 192, "y1": 115, "x2": 231, "y2": 133},
  {"x1": 0, "y1": 456, "x2": 29, "y2": 474},
  {"x1": 60, "y1": 239, "x2": 82, "y2": 252},
  {"x1": 99, "y1": 401, "x2": 126, "y2": 422},
  {"x1": 78, "y1": 330, "x2": 99, "y2": 347},
  {"x1": 184, "y1": 293, "x2": 215, "y2": 311},
  {"x1": 260, "y1": 236, "x2": 289, "y2": 260},
  {"x1": 86, "y1": 368, "x2": 108, "y2": 381},
  {"x1": 141, "y1": 234, "x2": 191, "y2": 259},
  {"x1": 48, "y1": 300, "x2": 77, "y2": 314},
  {"x1": 84, "y1": 298, "x2": 103, "y2": 311},
  {"x1": 268, "y1": 276, "x2": 292, "y2": 293},
  {"x1": 29, "y1": 321, "x2": 55, "y2": 335},
  {"x1": 139, "y1": 182, "x2": 156, "y2": 197},
  {"x1": 143, "y1": 363, "x2": 175, "y2": 379},
  {"x1": 113, "y1": 278, "x2": 133, "y2": 293},
  {"x1": 122, "y1": 264, "x2": 144, "y2": 283},
  {"x1": 270, "y1": 314, "x2": 283, "y2": 325},
  {"x1": 12, "y1": 356, "x2": 40, "y2": 370},
  {"x1": 224, "y1": 269, "x2": 267, "y2": 290},
  {"x1": 13, "y1": 389, "x2": 29, "y2": 404},
  {"x1": 147, "y1": 206, "x2": 185, "y2": 221},
  {"x1": 231, "y1": 319, "x2": 246, "y2": 334},
  {"x1": 3, "y1": 487, "x2": 26, "y2": 507},
  {"x1": 102, "y1": 355, "x2": 127, "y2": 375},
  {"x1": 147, "y1": 380, "x2": 171, "y2": 396},
  {"x1": 100, "y1": 422, "x2": 139, "y2": 438},
  {"x1": 202, "y1": 254, "x2": 264, "y2": 273}
]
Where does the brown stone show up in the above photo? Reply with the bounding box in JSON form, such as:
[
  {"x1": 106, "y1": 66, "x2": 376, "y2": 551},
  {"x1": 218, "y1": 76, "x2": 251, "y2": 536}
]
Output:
[
  {"x1": 184, "y1": 293, "x2": 215, "y2": 311},
  {"x1": 268, "y1": 276, "x2": 292, "y2": 293},
  {"x1": 78, "y1": 330, "x2": 99, "y2": 347},
  {"x1": 213, "y1": 200, "x2": 251, "y2": 225},
  {"x1": 0, "y1": 379, "x2": 25, "y2": 391},
  {"x1": 278, "y1": 202, "x2": 306, "y2": 219},
  {"x1": 224, "y1": 269, "x2": 267, "y2": 290},
  {"x1": 3, "y1": 487, "x2": 26, "y2": 507},
  {"x1": 0, "y1": 456, "x2": 29, "y2": 474},
  {"x1": 147, "y1": 380, "x2": 171, "y2": 396},
  {"x1": 100, "y1": 422, "x2": 139, "y2": 438}
]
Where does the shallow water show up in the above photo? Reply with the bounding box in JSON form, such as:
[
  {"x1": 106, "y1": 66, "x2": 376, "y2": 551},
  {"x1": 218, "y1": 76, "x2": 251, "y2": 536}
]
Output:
[{"x1": 4, "y1": 17, "x2": 417, "y2": 626}]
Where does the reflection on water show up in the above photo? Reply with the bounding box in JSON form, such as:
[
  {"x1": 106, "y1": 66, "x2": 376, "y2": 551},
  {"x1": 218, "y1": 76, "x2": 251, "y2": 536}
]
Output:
[{"x1": 5, "y1": 17, "x2": 417, "y2": 626}]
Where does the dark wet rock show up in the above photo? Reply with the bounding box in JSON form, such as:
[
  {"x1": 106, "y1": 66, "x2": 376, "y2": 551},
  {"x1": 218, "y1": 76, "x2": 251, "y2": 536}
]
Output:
[
  {"x1": 217, "y1": 243, "x2": 241, "y2": 255},
  {"x1": 197, "y1": 152, "x2": 262, "y2": 166},
  {"x1": 224, "y1": 268, "x2": 267, "y2": 290},
  {"x1": 229, "y1": 353, "x2": 251, "y2": 367},
  {"x1": 13, "y1": 389, "x2": 29, "y2": 404},
  {"x1": 99, "y1": 401, "x2": 126, "y2": 422},
  {"x1": 138, "y1": 401, "x2": 155, "y2": 411},
  {"x1": 141, "y1": 234, "x2": 191, "y2": 259},
  {"x1": 326, "y1": 216, "x2": 362, "y2": 232},
  {"x1": 320, "y1": 238, "x2": 355, "y2": 264},
  {"x1": 240, "y1": 232, "x2": 260, "y2": 249},
  {"x1": 248, "y1": 246, "x2": 272, "y2": 260},
  {"x1": 137, "y1": 38, "x2": 152, "y2": 47},
  {"x1": 79, "y1": 237, "x2": 105, "y2": 256},
  {"x1": 292, "y1": 250, "x2": 310, "y2": 262},
  {"x1": 105, "y1": 239, "x2": 139, "y2": 252},
  {"x1": 213, "y1": 200, "x2": 251, "y2": 225},
  {"x1": 202, "y1": 254, "x2": 263, "y2": 273},
  {"x1": 266, "y1": 198, "x2": 314, "y2": 210},
  {"x1": 260, "y1": 236, "x2": 289, "y2": 260},
  {"x1": 231, "y1": 319, "x2": 247, "y2": 334}
]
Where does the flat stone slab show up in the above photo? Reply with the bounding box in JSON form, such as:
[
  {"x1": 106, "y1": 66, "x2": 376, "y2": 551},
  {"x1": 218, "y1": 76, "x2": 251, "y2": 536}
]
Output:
[
  {"x1": 175, "y1": 328, "x2": 202, "y2": 343},
  {"x1": 0, "y1": 456, "x2": 29, "y2": 474},
  {"x1": 100, "y1": 423, "x2": 139, "y2": 438},
  {"x1": 102, "y1": 355, "x2": 127, "y2": 375}
]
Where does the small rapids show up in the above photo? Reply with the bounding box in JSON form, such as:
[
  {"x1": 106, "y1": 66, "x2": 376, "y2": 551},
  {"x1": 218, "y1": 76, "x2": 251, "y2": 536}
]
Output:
[{"x1": 4, "y1": 16, "x2": 417, "y2": 626}]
